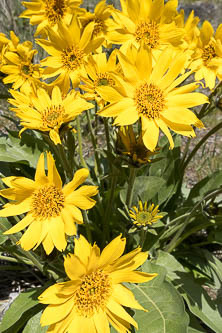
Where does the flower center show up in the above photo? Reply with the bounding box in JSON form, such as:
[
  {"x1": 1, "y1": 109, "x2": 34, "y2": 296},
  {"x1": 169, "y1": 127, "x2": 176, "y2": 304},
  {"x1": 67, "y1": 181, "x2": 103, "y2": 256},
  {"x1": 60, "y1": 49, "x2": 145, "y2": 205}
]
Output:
[
  {"x1": 31, "y1": 185, "x2": 64, "y2": 219},
  {"x1": 135, "y1": 83, "x2": 165, "y2": 119},
  {"x1": 45, "y1": 0, "x2": 67, "y2": 25},
  {"x1": 74, "y1": 270, "x2": 112, "y2": 317},
  {"x1": 95, "y1": 73, "x2": 115, "y2": 87},
  {"x1": 135, "y1": 21, "x2": 160, "y2": 48},
  {"x1": 61, "y1": 46, "x2": 85, "y2": 71},
  {"x1": 42, "y1": 105, "x2": 64, "y2": 128},
  {"x1": 137, "y1": 211, "x2": 152, "y2": 225},
  {"x1": 202, "y1": 43, "x2": 216, "y2": 64},
  {"x1": 94, "y1": 18, "x2": 105, "y2": 36},
  {"x1": 21, "y1": 64, "x2": 33, "y2": 76}
]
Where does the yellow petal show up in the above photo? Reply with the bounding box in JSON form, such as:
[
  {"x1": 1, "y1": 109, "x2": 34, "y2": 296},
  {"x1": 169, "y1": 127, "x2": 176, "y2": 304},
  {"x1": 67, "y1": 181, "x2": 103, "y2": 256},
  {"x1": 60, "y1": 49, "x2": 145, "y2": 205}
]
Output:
[
  {"x1": 106, "y1": 307, "x2": 131, "y2": 333},
  {"x1": 65, "y1": 205, "x2": 83, "y2": 224},
  {"x1": 0, "y1": 198, "x2": 31, "y2": 217},
  {"x1": 98, "y1": 98, "x2": 134, "y2": 117},
  {"x1": 63, "y1": 168, "x2": 89, "y2": 196},
  {"x1": 142, "y1": 118, "x2": 159, "y2": 151},
  {"x1": 68, "y1": 315, "x2": 96, "y2": 333},
  {"x1": 51, "y1": 86, "x2": 62, "y2": 105},
  {"x1": 40, "y1": 300, "x2": 74, "y2": 326},
  {"x1": 93, "y1": 310, "x2": 110, "y2": 333},
  {"x1": 74, "y1": 234, "x2": 91, "y2": 265},
  {"x1": 166, "y1": 92, "x2": 208, "y2": 108},
  {"x1": 66, "y1": 193, "x2": 96, "y2": 209},
  {"x1": 35, "y1": 153, "x2": 48, "y2": 184},
  {"x1": 112, "y1": 284, "x2": 147, "y2": 311},
  {"x1": 110, "y1": 270, "x2": 157, "y2": 284},
  {"x1": 47, "y1": 152, "x2": 62, "y2": 188},
  {"x1": 162, "y1": 107, "x2": 204, "y2": 126},
  {"x1": 200, "y1": 21, "x2": 214, "y2": 45},
  {"x1": 61, "y1": 208, "x2": 77, "y2": 236},
  {"x1": 49, "y1": 129, "x2": 61, "y2": 145},
  {"x1": 99, "y1": 235, "x2": 126, "y2": 268},
  {"x1": 113, "y1": 107, "x2": 139, "y2": 126},
  {"x1": 64, "y1": 253, "x2": 87, "y2": 280},
  {"x1": 156, "y1": 118, "x2": 174, "y2": 149},
  {"x1": 42, "y1": 233, "x2": 54, "y2": 255},
  {"x1": 19, "y1": 219, "x2": 42, "y2": 251},
  {"x1": 3, "y1": 214, "x2": 33, "y2": 235},
  {"x1": 39, "y1": 281, "x2": 78, "y2": 305},
  {"x1": 106, "y1": 298, "x2": 138, "y2": 329},
  {"x1": 49, "y1": 216, "x2": 66, "y2": 252}
]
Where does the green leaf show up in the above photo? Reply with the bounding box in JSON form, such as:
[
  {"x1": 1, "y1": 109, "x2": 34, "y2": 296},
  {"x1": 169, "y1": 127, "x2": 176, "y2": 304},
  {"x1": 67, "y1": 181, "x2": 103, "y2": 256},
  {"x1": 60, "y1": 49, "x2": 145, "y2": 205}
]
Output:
[
  {"x1": 0, "y1": 287, "x2": 46, "y2": 333},
  {"x1": 22, "y1": 311, "x2": 48, "y2": 333},
  {"x1": 120, "y1": 176, "x2": 166, "y2": 206},
  {"x1": 0, "y1": 218, "x2": 12, "y2": 244},
  {"x1": 187, "y1": 170, "x2": 222, "y2": 204},
  {"x1": 155, "y1": 251, "x2": 222, "y2": 333},
  {"x1": 128, "y1": 261, "x2": 189, "y2": 333},
  {"x1": 188, "y1": 328, "x2": 206, "y2": 333},
  {"x1": 0, "y1": 131, "x2": 45, "y2": 168}
]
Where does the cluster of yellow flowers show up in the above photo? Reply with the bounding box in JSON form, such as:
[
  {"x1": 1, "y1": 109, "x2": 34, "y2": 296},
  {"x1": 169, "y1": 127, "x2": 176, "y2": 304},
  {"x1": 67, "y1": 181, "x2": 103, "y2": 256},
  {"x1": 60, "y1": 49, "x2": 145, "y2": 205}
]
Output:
[{"x1": 0, "y1": 0, "x2": 221, "y2": 332}]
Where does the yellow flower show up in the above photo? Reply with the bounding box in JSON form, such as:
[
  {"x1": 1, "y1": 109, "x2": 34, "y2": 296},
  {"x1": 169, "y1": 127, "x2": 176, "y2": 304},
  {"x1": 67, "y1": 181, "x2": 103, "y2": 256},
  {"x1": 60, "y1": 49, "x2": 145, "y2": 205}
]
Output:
[
  {"x1": 129, "y1": 201, "x2": 163, "y2": 227},
  {"x1": 1, "y1": 37, "x2": 42, "y2": 93},
  {"x1": 98, "y1": 46, "x2": 208, "y2": 151},
  {"x1": 37, "y1": 17, "x2": 104, "y2": 88},
  {"x1": 80, "y1": 50, "x2": 123, "y2": 106},
  {"x1": 117, "y1": 126, "x2": 159, "y2": 166},
  {"x1": 39, "y1": 234, "x2": 157, "y2": 332},
  {"x1": 175, "y1": 10, "x2": 200, "y2": 50},
  {"x1": 107, "y1": 0, "x2": 184, "y2": 51},
  {"x1": 20, "y1": 0, "x2": 84, "y2": 36},
  {"x1": 8, "y1": 85, "x2": 93, "y2": 144},
  {"x1": 0, "y1": 153, "x2": 98, "y2": 254},
  {"x1": 190, "y1": 21, "x2": 222, "y2": 90},
  {"x1": 79, "y1": 0, "x2": 114, "y2": 42}
]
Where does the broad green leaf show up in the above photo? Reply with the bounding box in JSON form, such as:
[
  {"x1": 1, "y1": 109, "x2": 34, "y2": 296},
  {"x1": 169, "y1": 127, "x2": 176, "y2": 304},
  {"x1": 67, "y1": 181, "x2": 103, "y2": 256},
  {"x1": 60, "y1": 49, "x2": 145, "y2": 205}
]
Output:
[
  {"x1": 0, "y1": 287, "x2": 46, "y2": 333},
  {"x1": 0, "y1": 218, "x2": 12, "y2": 244},
  {"x1": 22, "y1": 311, "x2": 48, "y2": 333},
  {"x1": 155, "y1": 251, "x2": 222, "y2": 333},
  {"x1": 110, "y1": 261, "x2": 189, "y2": 333},
  {"x1": 128, "y1": 261, "x2": 189, "y2": 333},
  {"x1": 188, "y1": 328, "x2": 206, "y2": 333},
  {"x1": 187, "y1": 170, "x2": 222, "y2": 204},
  {"x1": 0, "y1": 132, "x2": 45, "y2": 168},
  {"x1": 120, "y1": 176, "x2": 166, "y2": 206}
]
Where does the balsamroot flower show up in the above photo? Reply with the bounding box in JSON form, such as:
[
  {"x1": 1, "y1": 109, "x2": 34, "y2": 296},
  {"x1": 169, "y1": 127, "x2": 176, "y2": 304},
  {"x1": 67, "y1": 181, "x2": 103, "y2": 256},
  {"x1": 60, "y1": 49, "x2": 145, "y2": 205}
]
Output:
[
  {"x1": 20, "y1": 0, "x2": 84, "y2": 36},
  {"x1": 0, "y1": 153, "x2": 98, "y2": 254},
  {"x1": 190, "y1": 21, "x2": 222, "y2": 89},
  {"x1": 98, "y1": 46, "x2": 208, "y2": 151},
  {"x1": 37, "y1": 17, "x2": 104, "y2": 87},
  {"x1": 39, "y1": 234, "x2": 157, "y2": 332},
  {"x1": 8, "y1": 85, "x2": 93, "y2": 145},
  {"x1": 129, "y1": 201, "x2": 163, "y2": 228}
]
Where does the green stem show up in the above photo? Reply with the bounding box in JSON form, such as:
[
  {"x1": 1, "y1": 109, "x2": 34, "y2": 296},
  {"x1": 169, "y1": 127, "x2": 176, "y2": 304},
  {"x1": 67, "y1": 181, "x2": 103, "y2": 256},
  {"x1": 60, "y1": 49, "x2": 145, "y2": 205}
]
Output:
[
  {"x1": 42, "y1": 133, "x2": 72, "y2": 180},
  {"x1": 0, "y1": 223, "x2": 46, "y2": 276},
  {"x1": 103, "y1": 175, "x2": 117, "y2": 246},
  {"x1": 57, "y1": 144, "x2": 73, "y2": 180},
  {"x1": 0, "y1": 254, "x2": 25, "y2": 264},
  {"x1": 82, "y1": 210, "x2": 92, "y2": 244},
  {"x1": 198, "y1": 81, "x2": 222, "y2": 120},
  {"x1": 86, "y1": 109, "x2": 102, "y2": 176},
  {"x1": 182, "y1": 121, "x2": 222, "y2": 172},
  {"x1": 164, "y1": 188, "x2": 222, "y2": 253},
  {"x1": 139, "y1": 229, "x2": 147, "y2": 249},
  {"x1": 126, "y1": 167, "x2": 137, "y2": 207},
  {"x1": 76, "y1": 115, "x2": 88, "y2": 169},
  {"x1": 103, "y1": 118, "x2": 112, "y2": 154}
]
